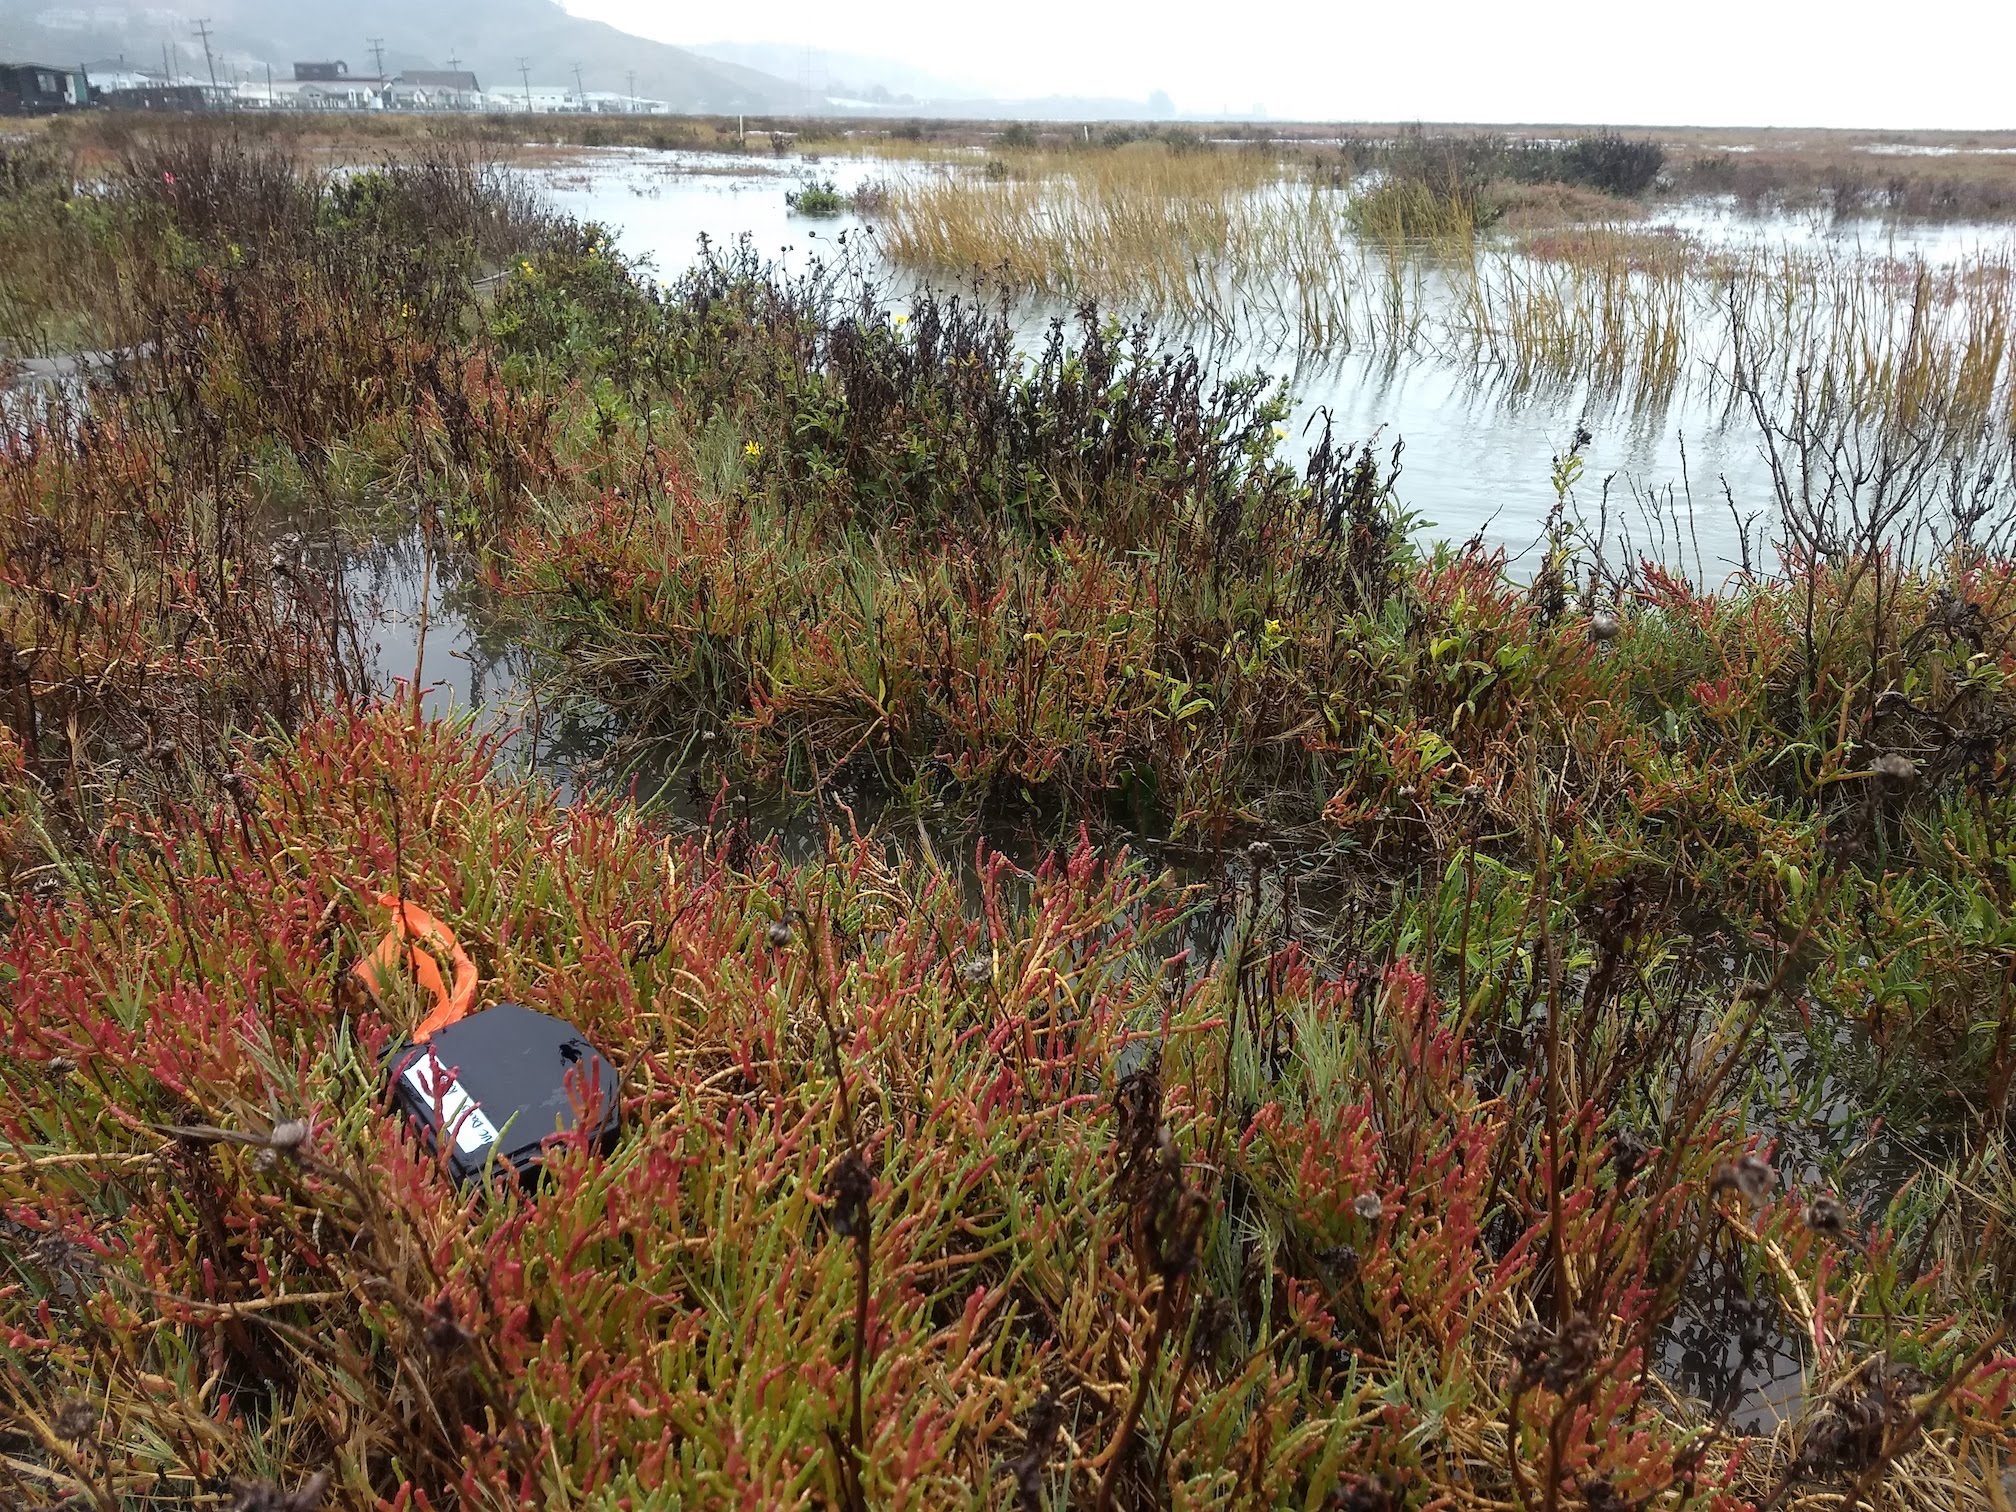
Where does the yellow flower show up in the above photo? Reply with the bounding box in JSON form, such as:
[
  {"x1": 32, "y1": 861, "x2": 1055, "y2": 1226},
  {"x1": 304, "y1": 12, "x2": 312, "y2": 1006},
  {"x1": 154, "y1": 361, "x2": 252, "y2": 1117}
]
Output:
[
  {"x1": 744, "y1": 441, "x2": 762, "y2": 459},
  {"x1": 520, "y1": 260, "x2": 533, "y2": 274},
  {"x1": 1272, "y1": 424, "x2": 1289, "y2": 441},
  {"x1": 893, "y1": 313, "x2": 909, "y2": 328}
]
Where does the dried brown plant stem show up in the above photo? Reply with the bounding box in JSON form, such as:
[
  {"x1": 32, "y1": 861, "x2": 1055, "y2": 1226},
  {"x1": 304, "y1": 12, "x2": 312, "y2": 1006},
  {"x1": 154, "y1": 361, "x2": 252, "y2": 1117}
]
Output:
[
  {"x1": 800, "y1": 876, "x2": 873, "y2": 1512},
  {"x1": 1093, "y1": 1271, "x2": 1184, "y2": 1512}
]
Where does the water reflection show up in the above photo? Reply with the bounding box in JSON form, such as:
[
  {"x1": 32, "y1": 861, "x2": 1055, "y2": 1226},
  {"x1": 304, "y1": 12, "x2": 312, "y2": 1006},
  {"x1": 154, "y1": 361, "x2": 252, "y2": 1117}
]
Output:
[
  {"x1": 344, "y1": 532, "x2": 532, "y2": 719},
  {"x1": 529, "y1": 148, "x2": 2016, "y2": 566}
]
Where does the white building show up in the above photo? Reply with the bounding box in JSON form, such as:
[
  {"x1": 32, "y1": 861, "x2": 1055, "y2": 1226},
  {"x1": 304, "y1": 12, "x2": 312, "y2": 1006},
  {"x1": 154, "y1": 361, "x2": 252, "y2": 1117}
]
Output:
[
  {"x1": 387, "y1": 69, "x2": 483, "y2": 111},
  {"x1": 484, "y1": 84, "x2": 578, "y2": 112},
  {"x1": 82, "y1": 68, "x2": 158, "y2": 93},
  {"x1": 580, "y1": 90, "x2": 667, "y2": 115}
]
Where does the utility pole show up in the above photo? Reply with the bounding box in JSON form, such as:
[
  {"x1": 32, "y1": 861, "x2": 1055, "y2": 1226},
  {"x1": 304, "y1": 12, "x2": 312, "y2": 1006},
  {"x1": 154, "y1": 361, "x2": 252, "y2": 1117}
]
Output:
[
  {"x1": 517, "y1": 57, "x2": 532, "y2": 111},
  {"x1": 572, "y1": 63, "x2": 585, "y2": 107},
  {"x1": 160, "y1": 41, "x2": 172, "y2": 82},
  {"x1": 626, "y1": 68, "x2": 636, "y2": 110},
  {"x1": 191, "y1": 18, "x2": 217, "y2": 88},
  {"x1": 367, "y1": 37, "x2": 386, "y2": 77}
]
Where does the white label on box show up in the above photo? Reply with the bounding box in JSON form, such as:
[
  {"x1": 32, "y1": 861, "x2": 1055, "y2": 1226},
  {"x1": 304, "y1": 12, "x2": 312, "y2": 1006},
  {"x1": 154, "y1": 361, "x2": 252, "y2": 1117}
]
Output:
[{"x1": 403, "y1": 1052, "x2": 501, "y2": 1156}]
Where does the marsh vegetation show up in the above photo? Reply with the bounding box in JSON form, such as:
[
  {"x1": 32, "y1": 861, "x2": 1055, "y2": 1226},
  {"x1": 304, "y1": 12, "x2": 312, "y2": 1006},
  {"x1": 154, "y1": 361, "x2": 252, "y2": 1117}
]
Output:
[
  {"x1": 1, "y1": 121, "x2": 2013, "y2": 1511},
  {"x1": 866, "y1": 138, "x2": 2016, "y2": 450}
]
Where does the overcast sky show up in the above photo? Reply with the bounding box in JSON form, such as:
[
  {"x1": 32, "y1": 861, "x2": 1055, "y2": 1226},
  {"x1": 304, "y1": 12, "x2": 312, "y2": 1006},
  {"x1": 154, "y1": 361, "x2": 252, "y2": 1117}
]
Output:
[{"x1": 565, "y1": 0, "x2": 2013, "y2": 127}]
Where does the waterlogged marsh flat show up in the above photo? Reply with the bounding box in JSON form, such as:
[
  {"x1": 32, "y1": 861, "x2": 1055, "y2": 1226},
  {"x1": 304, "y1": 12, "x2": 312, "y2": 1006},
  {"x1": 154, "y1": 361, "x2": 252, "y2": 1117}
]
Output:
[
  {"x1": 6, "y1": 130, "x2": 2014, "y2": 1506},
  {"x1": 531, "y1": 147, "x2": 2016, "y2": 566}
]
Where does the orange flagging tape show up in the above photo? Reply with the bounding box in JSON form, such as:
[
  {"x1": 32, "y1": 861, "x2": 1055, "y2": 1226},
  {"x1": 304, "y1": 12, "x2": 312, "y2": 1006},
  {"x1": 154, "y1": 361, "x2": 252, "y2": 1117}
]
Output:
[{"x1": 349, "y1": 892, "x2": 478, "y2": 1041}]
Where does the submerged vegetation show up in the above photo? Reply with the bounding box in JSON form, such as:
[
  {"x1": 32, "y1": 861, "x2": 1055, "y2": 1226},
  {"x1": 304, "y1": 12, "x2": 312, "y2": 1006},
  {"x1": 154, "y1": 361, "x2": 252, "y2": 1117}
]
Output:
[
  {"x1": 1339, "y1": 129, "x2": 1667, "y2": 234},
  {"x1": 2, "y1": 122, "x2": 2015, "y2": 1510},
  {"x1": 868, "y1": 142, "x2": 2016, "y2": 441}
]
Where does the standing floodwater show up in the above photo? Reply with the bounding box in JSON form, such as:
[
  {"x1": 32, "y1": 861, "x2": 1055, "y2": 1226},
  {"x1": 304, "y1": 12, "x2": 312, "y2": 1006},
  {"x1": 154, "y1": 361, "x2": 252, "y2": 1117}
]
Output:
[{"x1": 529, "y1": 145, "x2": 2016, "y2": 569}]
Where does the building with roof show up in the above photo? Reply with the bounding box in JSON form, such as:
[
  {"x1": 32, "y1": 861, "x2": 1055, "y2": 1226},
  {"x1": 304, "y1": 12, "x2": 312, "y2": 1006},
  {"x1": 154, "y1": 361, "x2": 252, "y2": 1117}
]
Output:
[
  {"x1": 0, "y1": 62, "x2": 89, "y2": 113},
  {"x1": 94, "y1": 82, "x2": 219, "y2": 111},
  {"x1": 488, "y1": 83, "x2": 577, "y2": 112},
  {"x1": 388, "y1": 69, "x2": 482, "y2": 110},
  {"x1": 581, "y1": 90, "x2": 668, "y2": 114}
]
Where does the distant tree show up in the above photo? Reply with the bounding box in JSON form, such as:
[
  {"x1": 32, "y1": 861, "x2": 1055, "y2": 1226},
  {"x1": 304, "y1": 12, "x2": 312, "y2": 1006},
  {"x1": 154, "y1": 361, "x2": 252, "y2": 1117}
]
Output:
[{"x1": 1147, "y1": 89, "x2": 1174, "y2": 118}]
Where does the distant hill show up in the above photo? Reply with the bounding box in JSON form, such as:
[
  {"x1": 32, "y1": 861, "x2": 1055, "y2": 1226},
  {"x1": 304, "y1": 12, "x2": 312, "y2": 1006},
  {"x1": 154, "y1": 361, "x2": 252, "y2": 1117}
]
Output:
[
  {"x1": 689, "y1": 42, "x2": 988, "y2": 107},
  {"x1": 4, "y1": 0, "x2": 1179, "y2": 120},
  {"x1": 2, "y1": 0, "x2": 821, "y2": 111},
  {"x1": 689, "y1": 42, "x2": 1169, "y2": 120}
]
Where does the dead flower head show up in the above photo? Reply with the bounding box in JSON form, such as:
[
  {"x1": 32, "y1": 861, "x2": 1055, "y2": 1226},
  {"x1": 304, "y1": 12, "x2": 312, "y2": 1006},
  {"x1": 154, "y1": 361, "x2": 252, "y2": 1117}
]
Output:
[
  {"x1": 1610, "y1": 1130, "x2": 1649, "y2": 1184},
  {"x1": 1320, "y1": 1243, "x2": 1360, "y2": 1279},
  {"x1": 1713, "y1": 1153, "x2": 1776, "y2": 1204},
  {"x1": 230, "y1": 1471, "x2": 331, "y2": 1512},
  {"x1": 1796, "y1": 1356, "x2": 1926, "y2": 1472},
  {"x1": 424, "y1": 1293, "x2": 475, "y2": 1356},
  {"x1": 826, "y1": 1150, "x2": 872, "y2": 1239},
  {"x1": 1114, "y1": 1054, "x2": 1166, "y2": 1176},
  {"x1": 53, "y1": 1400, "x2": 98, "y2": 1441},
  {"x1": 1508, "y1": 1314, "x2": 1602, "y2": 1392},
  {"x1": 1871, "y1": 752, "x2": 1918, "y2": 790},
  {"x1": 1007, "y1": 1386, "x2": 1064, "y2": 1512},
  {"x1": 1328, "y1": 1473, "x2": 1394, "y2": 1512}
]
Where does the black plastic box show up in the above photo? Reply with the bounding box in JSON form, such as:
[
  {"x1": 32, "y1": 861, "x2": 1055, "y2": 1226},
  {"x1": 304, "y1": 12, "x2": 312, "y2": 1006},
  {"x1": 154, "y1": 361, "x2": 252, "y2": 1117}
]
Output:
[{"x1": 387, "y1": 1002, "x2": 621, "y2": 1185}]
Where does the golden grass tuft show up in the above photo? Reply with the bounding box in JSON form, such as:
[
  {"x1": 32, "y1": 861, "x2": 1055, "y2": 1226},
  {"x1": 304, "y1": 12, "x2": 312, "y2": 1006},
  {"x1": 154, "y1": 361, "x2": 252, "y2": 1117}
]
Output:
[{"x1": 868, "y1": 151, "x2": 2016, "y2": 429}]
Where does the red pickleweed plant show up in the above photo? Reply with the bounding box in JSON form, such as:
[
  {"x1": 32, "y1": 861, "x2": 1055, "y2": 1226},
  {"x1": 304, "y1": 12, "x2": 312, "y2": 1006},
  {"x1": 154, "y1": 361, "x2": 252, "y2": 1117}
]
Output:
[{"x1": 5, "y1": 709, "x2": 2010, "y2": 1509}]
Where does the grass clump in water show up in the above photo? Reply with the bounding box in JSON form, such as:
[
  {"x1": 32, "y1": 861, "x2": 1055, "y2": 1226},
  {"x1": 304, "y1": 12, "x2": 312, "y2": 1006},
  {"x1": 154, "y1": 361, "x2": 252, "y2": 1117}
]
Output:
[{"x1": 786, "y1": 176, "x2": 850, "y2": 216}]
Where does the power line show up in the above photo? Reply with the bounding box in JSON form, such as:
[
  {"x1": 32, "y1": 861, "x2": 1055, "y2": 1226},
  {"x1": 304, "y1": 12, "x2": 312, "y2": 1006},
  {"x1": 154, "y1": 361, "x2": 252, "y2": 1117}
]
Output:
[{"x1": 191, "y1": 18, "x2": 217, "y2": 88}]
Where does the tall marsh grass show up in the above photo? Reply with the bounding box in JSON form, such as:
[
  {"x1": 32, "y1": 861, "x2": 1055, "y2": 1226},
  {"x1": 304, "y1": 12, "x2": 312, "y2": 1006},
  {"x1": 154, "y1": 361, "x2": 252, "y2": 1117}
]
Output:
[
  {"x1": 871, "y1": 153, "x2": 2016, "y2": 435},
  {"x1": 874, "y1": 144, "x2": 1316, "y2": 331}
]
